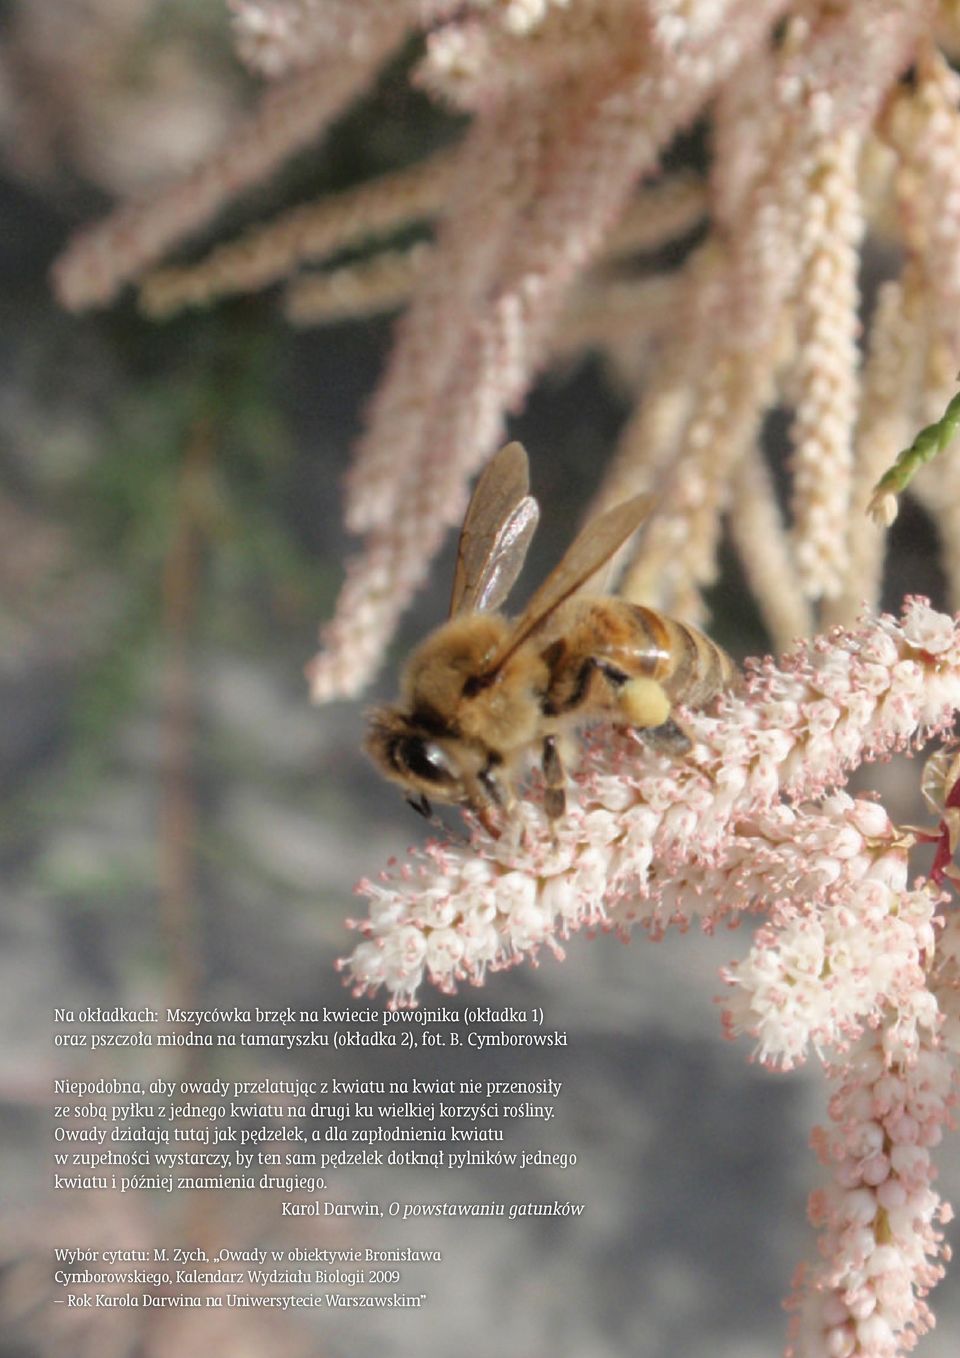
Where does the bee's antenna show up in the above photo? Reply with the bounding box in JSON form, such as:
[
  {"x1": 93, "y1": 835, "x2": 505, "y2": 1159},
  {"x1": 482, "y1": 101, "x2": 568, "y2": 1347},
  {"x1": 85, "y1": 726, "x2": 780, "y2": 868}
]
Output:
[{"x1": 406, "y1": 793, "x2": 433, "y2": 819}]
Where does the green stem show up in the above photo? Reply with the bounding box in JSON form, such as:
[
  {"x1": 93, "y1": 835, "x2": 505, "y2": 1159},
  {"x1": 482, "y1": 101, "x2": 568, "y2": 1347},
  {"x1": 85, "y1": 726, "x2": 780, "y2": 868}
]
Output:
[{"x1": 868, "y1": 389, "x2": 960, "y2": 521}]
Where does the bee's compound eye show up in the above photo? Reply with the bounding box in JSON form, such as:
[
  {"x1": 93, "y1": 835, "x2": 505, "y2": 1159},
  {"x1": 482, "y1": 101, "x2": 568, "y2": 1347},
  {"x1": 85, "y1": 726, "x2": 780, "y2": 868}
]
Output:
[{"x1": 402, "y1": 738, "x2": 456, "y2": 785}]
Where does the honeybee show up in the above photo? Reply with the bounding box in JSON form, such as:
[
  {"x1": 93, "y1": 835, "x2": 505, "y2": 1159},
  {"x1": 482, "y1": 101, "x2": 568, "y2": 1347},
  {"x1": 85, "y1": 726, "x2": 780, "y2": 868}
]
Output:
[{"x1": 366, "y1": 441, "x2": 737, "y2": 829}]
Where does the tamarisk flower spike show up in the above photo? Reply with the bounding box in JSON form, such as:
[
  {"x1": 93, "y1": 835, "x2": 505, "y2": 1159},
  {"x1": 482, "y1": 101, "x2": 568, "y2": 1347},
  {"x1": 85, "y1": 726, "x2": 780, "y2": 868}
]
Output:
[
  {"x1": 786, "y1": 996, "x2": 960, "y2": 1358},
  {"x1": 342, "y1": 597, "x2": 960, "y2": 1357},
  {"x1": 341, "y1": 599, "x2": 959, "y2": 1027}
]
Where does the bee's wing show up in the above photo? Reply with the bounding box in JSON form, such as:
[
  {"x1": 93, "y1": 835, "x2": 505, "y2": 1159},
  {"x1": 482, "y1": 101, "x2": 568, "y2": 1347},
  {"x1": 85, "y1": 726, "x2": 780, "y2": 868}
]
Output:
[
  {"x1": 485, "y1": 493, "x2": 652, "y2": 671},
  {"x1": 450, "y1": 441, "x2": 540, "y2": 616}
]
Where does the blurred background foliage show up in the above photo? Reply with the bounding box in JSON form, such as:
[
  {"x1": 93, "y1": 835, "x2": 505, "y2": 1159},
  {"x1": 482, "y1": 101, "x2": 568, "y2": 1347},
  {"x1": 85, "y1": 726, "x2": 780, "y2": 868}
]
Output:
[
  {"x1": 0, "y1": 2, "x2": 698, "y2": 969},
  {"x1": 0, "y1": 6, "x2": 456, "y2": 966}
]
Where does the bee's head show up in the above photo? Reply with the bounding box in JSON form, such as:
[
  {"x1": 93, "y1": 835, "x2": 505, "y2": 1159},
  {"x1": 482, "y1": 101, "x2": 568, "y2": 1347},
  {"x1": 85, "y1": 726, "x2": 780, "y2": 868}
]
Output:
[
  {"x1": 364, "y1": 706, "x2": 509, "y2": 818},
  {"x1": 364, "y1": 707, "x2": 472, "y2": 807}
]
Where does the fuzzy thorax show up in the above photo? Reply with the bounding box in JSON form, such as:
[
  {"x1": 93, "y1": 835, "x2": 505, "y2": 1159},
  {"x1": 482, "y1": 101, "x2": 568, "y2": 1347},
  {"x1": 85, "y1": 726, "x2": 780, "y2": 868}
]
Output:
[{"x1": 401, "y1": 614, "x2": 547, "y2": 754}]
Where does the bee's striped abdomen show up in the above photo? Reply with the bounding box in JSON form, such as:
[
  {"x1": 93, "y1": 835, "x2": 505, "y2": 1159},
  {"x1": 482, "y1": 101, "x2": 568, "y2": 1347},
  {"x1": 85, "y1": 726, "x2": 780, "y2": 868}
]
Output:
[{"x1": 633, "y1": 608, "x2": 736, "y2": 707}]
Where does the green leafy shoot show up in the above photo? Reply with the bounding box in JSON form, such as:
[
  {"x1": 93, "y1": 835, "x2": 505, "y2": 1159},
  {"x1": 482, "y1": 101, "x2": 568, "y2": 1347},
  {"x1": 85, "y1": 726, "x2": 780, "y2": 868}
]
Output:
[{"x1": 868, "y1": 388, "x2": 960, "y2": 525}]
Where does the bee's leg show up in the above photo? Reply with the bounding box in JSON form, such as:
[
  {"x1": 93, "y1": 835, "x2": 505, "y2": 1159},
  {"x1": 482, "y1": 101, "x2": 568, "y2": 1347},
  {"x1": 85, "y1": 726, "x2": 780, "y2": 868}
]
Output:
[
  {"x1": 475, "y1": 804, "x2": 503, "y2": 839},
  {"x1": 471, "y1": 763, "x2": 513, "y2": 840},
  {"x1": 479, "y1": 765, "x2": 507, "y2": 810},
  {"x1": 639, "y1": 716, "x2": 692, "y2": 755},
  {"x1": 541, "y1": 735, "x2": 566, "y2": 821}
]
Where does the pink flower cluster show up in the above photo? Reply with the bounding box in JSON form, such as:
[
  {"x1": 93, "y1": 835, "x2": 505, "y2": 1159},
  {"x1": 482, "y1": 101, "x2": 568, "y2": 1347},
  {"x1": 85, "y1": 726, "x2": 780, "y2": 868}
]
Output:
[
  {"x1": 343, "y1": 598, "x2": 960, "y2": 1357},
  {"x1": 787, "y1": 1008, "x2": 959, "y2": 1357},
  {"x1": 343, "y1": 600, "x2": 957, "y2": 1026}
]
